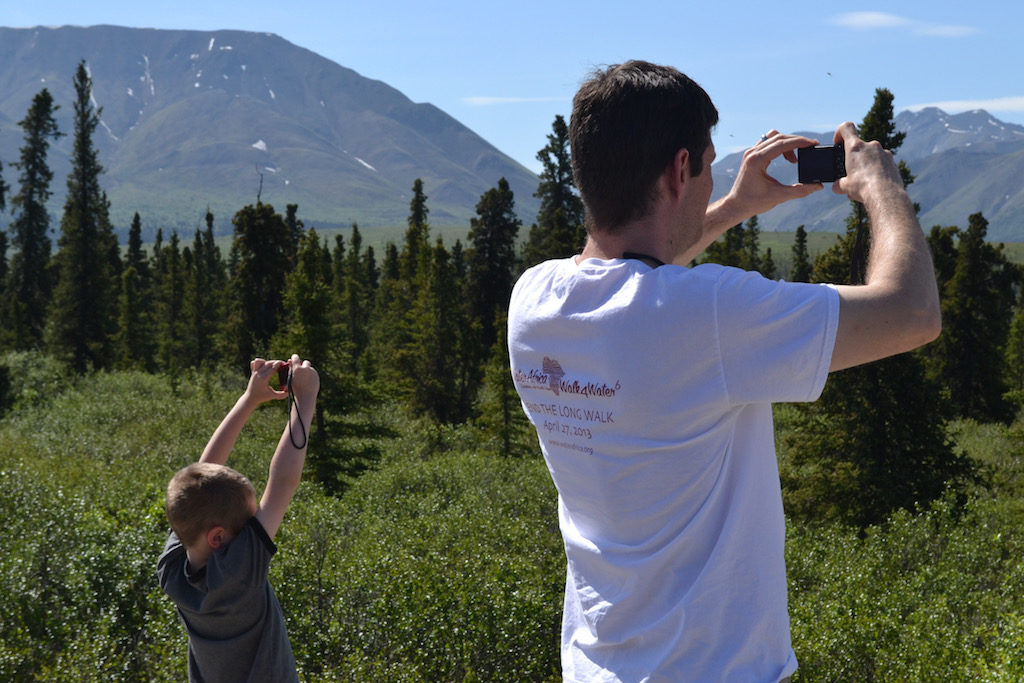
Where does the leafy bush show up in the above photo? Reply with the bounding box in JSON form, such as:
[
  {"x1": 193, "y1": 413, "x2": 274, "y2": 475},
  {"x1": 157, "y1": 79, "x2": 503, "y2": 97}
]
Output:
[
  {"x1": 275, "y1": 444, "x2": 563, "y2": 681},
  {"x1": 787, "y1": 494, "x2": 1024, "y2": 681},
  {"x1": 4, "y1": 360, "x2": 1024, "y2": 680}
]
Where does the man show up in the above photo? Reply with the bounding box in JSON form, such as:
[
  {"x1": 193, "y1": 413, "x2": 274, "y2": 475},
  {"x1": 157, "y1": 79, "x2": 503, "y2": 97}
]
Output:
[{"x1": 507, "y1": 60, "x2": 939, "y2": 682}]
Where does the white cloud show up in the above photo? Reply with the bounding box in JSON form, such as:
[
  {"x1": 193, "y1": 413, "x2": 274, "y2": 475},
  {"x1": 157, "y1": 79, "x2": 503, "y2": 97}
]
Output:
[
  {"x1": 832, "y1": 11, "x2": 911, "y2": 29},
  {"x1": 906, "y1": 96, "x2": 1024, "y2": 114},
  {"x1": 462, "y1": 96, "x2": 565, "y2": 106},
  {"x1": 830, "y1": 12, "x2": 978, "y2": 37},
  {"x1": 914, "y1": 24, "x2": 979, "y2": 37}
]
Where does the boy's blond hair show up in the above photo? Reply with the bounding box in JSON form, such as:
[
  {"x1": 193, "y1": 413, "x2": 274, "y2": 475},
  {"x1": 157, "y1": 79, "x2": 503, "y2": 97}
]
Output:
[{"x1": 165, "y1": 462, "x2": 257, "y2": 548}]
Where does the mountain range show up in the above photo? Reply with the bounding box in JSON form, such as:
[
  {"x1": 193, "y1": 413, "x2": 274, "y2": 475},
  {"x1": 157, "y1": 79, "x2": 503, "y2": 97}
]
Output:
[
  {"x1": 0, "y1": 25, "x2": 540, "y2": 240},
  {"x1": 1, "y1": 25, "x2": 1022, "y2": 243},
  {"x1": 711, "y1": 108, "x2": 1024, "y2": 242}
]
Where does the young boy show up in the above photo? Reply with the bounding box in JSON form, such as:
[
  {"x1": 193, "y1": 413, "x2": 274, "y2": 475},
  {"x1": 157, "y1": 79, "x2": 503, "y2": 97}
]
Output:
[{"x1": 157, "y1": 355, "x2": 319, "y2": 682}]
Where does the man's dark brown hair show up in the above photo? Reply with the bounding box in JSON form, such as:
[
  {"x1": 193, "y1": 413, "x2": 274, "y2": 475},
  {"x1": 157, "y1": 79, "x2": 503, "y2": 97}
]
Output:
[{"x1": 570, "y1": 60, "x2": 719, "y2": 232}]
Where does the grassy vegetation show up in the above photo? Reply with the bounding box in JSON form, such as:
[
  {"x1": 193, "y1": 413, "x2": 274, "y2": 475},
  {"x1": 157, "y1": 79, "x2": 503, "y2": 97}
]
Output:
[{"x1": 3, "y1": 355, "x2": 1024, "y2": 680}]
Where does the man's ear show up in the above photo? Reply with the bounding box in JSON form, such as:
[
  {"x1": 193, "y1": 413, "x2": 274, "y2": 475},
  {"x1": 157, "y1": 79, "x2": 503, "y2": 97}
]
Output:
[
  {"x1": 206, "y1": 526, "x2": 227, "y2": 549},
  {"x1": 664, "y1": 147, "x2": 691, "y2": 200}
]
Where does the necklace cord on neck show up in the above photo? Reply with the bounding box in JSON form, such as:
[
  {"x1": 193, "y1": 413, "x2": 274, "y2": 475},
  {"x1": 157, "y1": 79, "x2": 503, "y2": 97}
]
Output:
[{"x1": 621, "y1": 251, "x2": 665, "y2": 267}]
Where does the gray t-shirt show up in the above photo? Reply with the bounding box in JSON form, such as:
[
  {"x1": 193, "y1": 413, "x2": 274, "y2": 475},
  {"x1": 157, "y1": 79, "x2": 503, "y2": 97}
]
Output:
[{"x1": 157, "y1": 517, "x2": 299, "y2": 682}]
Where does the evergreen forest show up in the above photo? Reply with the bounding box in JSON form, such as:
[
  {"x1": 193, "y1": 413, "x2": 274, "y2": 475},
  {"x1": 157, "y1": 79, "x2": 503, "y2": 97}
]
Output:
[{"x1": 4, "y1": 64, "x2": 1024, "y2": 681}]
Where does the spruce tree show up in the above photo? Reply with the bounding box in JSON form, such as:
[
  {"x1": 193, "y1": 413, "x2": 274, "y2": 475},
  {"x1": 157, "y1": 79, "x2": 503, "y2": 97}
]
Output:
[
  {"x1": 47, "y1": 61, "x2": 120, "y2": 371},
  {"x1": 925, "y1": 213, "x2": 1018, "y2": 422},
  {"x1": 790, "y1": 225, "x2": 812, "y2": 282},
  {"x1": 521, "y1": 114, "x2": 585, "y2": 269},
  {"x1": 223, "y1": 202, "x2": 293, "y2": 368},
  {"x1": 183, "y1": 210, "x2": 227, "y2": 368},
  {"x1": 402, "y1": 179, "x2": 430, "y2": 281},
  {"x1": 742, "y1": 215, "x2": 762, "y2": 273},
  {"x1": 278, "y1": 227, "x2": 380, "y2": 494},
  {"x1": 0, "y1": 231, "x2": 6, "y2": 289},
  {"x1": 475, "y1": 311, "x2": 534, "y2": 457},
  {"x1": 702, "y1": 222, "x2": 747, "y2": 268},
  {"x1": 116, "y1": 213, "x2": 154, "y2": 370},
  {"x1": 466, "y1": 177, "x2": 521, "y2": 350},
  {"x1": 116, "y1": 265, "x2": 147, "y2": 370},
  {"x1": 761, "y1": 247, "x2": 777, "y2": 280},
  {"x1": 408, "y1": 238, "x2": 462, "y2": 422},
  {"x1": 152, "y1": 231, "x2": 186, "y2": 372},
  {"x1": 273, "y1": 228, "x2": 336, "y2": 380},
  {"x1": 0, "y1": 149, "x2": 7, "y2": 213},
  {"x1": 331, "y1": 232, "x2": 347, "y2": 302},
  {"x1": 284, "y1": 203, "x2": 304, "y2": 269},
  {"x1": 367, "y1": 182, "x2": 432, "y2": 395},
  {"x1": 339, "y1": 225, "x2": 372, "y2": 372},
  {"x1": 1005, "y1": 291, "x2": 1024, "y2": 402},
  {"x1": 0, "y1": 232, "x2": 8, "y2": 311},
  {"x1": 5, "y1": 88, "x2": 61, "y2": 349}
]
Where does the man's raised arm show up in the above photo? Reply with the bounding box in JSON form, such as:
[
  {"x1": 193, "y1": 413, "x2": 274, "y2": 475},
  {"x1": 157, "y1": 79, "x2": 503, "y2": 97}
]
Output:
[{"x1": 827, "y1": 121, "x2": 941, "y2": 371}]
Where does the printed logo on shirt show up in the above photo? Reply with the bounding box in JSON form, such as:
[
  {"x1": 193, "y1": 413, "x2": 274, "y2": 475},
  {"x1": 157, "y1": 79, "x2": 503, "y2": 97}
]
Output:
[{"x1": 513, "y1": 357, "x2": 621, "y2": 399}]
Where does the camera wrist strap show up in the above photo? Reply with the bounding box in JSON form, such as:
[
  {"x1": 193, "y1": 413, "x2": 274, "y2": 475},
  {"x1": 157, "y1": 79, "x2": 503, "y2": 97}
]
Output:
[{"x1": 286, "y1": 380, "x2": 308, "y2": 450}]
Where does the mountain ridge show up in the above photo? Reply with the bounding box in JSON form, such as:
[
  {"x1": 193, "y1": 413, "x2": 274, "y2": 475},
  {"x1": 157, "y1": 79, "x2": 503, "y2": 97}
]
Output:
[
  {"x1": 711, "y1": 107, "x2": 1024, "y2": 242},
  {"x1": 0, "y1": 25, "x2": 540, "y2": 239},
  {"x1": 2, "y1": 25, "x2": 1022, "y2": 243}
]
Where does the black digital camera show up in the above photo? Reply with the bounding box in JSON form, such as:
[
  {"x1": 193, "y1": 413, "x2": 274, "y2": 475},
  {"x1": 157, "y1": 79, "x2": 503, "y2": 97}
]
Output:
[
  {"x1": 797, "y1": 144, "x2": 846, "y2": 184},
  {"x1": 277, "y1": 363, "x2": 291, "y2": 390}
]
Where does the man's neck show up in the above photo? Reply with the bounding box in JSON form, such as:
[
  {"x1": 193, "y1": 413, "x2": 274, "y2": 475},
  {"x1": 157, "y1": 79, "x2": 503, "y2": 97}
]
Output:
[{"x1": 578, "y1": 213, "x2": 691, "y2": 266}]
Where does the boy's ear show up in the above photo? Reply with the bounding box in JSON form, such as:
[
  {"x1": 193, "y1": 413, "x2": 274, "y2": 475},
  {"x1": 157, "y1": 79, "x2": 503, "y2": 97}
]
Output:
[{"x1": 206, "y1": 526, "x2": 227, "y2": 549}]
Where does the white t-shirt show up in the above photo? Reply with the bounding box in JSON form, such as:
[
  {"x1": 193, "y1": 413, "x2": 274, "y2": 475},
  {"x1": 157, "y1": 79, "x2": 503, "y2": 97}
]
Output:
[{"x1": 508, "y1": 257, "x2": 838, "y2": 683}]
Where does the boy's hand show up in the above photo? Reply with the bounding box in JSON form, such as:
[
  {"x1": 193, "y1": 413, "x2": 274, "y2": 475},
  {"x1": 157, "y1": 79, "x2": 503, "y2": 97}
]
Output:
[
  {"x1": 244, "y1": 358, "x2": 289, "y2": 406},
  {"x1": 255, "y1": 354, "x2": 319, "y2": 540},
  {"x1": 285, "y1": 354, "x2": 320, "y2": 404},
  {"x1": 198, "y1": 358, "x2": 287, "y2": 466}
]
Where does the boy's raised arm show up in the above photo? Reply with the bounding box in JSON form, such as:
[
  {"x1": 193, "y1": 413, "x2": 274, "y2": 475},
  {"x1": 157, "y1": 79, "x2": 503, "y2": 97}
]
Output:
[
  {"x1": 255, "y1": 355, "x2": 319, "y2": 540},
  {"x1": 199, "y1": 358, "x2": 287, "y2": 466}
]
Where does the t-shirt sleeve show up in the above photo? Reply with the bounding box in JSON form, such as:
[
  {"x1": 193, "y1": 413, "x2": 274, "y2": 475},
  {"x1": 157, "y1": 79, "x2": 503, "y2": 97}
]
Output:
[
  {"x1": 213, "y1": 516, "x2": 277, "y2": 590},
  {"x1": 714, "y1": 270, "x2": 838, "y2": 405},
  {"x1": 156, "y1": 531, "x2": 185, "y2": 591}
]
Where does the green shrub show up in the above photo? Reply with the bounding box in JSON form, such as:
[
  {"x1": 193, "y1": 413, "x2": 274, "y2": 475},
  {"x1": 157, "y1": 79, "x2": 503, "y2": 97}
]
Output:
[
  {"x1": 275, "y1": 446, "x2": 563, "y2": 681},
  {"x1": 787, "y1": 494, "x2": 1024, "y2": 680},
  {"x1": 5, "y1": 361, "x2": 1024, "y2": 680}
]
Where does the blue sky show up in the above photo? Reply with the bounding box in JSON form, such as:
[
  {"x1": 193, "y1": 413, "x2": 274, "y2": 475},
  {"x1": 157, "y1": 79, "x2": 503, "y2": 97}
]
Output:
[{"x1": 4, "y1": 1, "x2": 1023, "y2": 174}]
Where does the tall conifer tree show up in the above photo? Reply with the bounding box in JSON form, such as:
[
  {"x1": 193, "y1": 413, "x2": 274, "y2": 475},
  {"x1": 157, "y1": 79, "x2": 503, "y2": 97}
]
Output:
[
  {"x1": 475, "y1": 311, "x2": 534, "y2": 457},
  {"x1": 116, "y1": 213, "x2": 154, "y2": 369},
  {"x1": 369, "y1": 185, "x2": 427, "y2": 394},
  {"x1": 521, "y1": 115, "x2": 584, "y2": 269},
  {"x1": 340, "y1": 225, "x2": 372, "y2": 372},
  {"x1": 790, "y1": 225, "x2": 812, "y2": 282},
  {"x1": 925, "y1": 213, "x2": 1018, "y2": 422},
  {"x1": 1005, "y1": 291, "x2": 1024, "y2": 400},
  {"x1": 467, "y1": 177, "x2": 521, "y2": 350},
  {"x1": 152, "y1": 231, "x2": 186, "y2": 371},
  {"x1": 402, "y1": 179, "x2": 430, "y2": 281},
  {"x1": 408, "y1": 238, "x2": 463, "y2": 422},
  {"x1": 47, "y1": 61, "x2": 120, "y2": 371},
  {"x1": 0, "y1": 147, "x2": 7, "y2": 213},
  {"x1": 224, "y1": 202, "x2": 293, "y2": 368},
  {"x1": 184, "y1": 210, "x2": 227, "y2": 368},
  {"x1": 274, "y1": 228, "x2": 336, "y2": 381},
  {"x1": 5, "y1": 89, "x2": 61, "y2": 349},
  {"x1": 702, "y1": 222, "x2": 746, "y2": 267}
]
